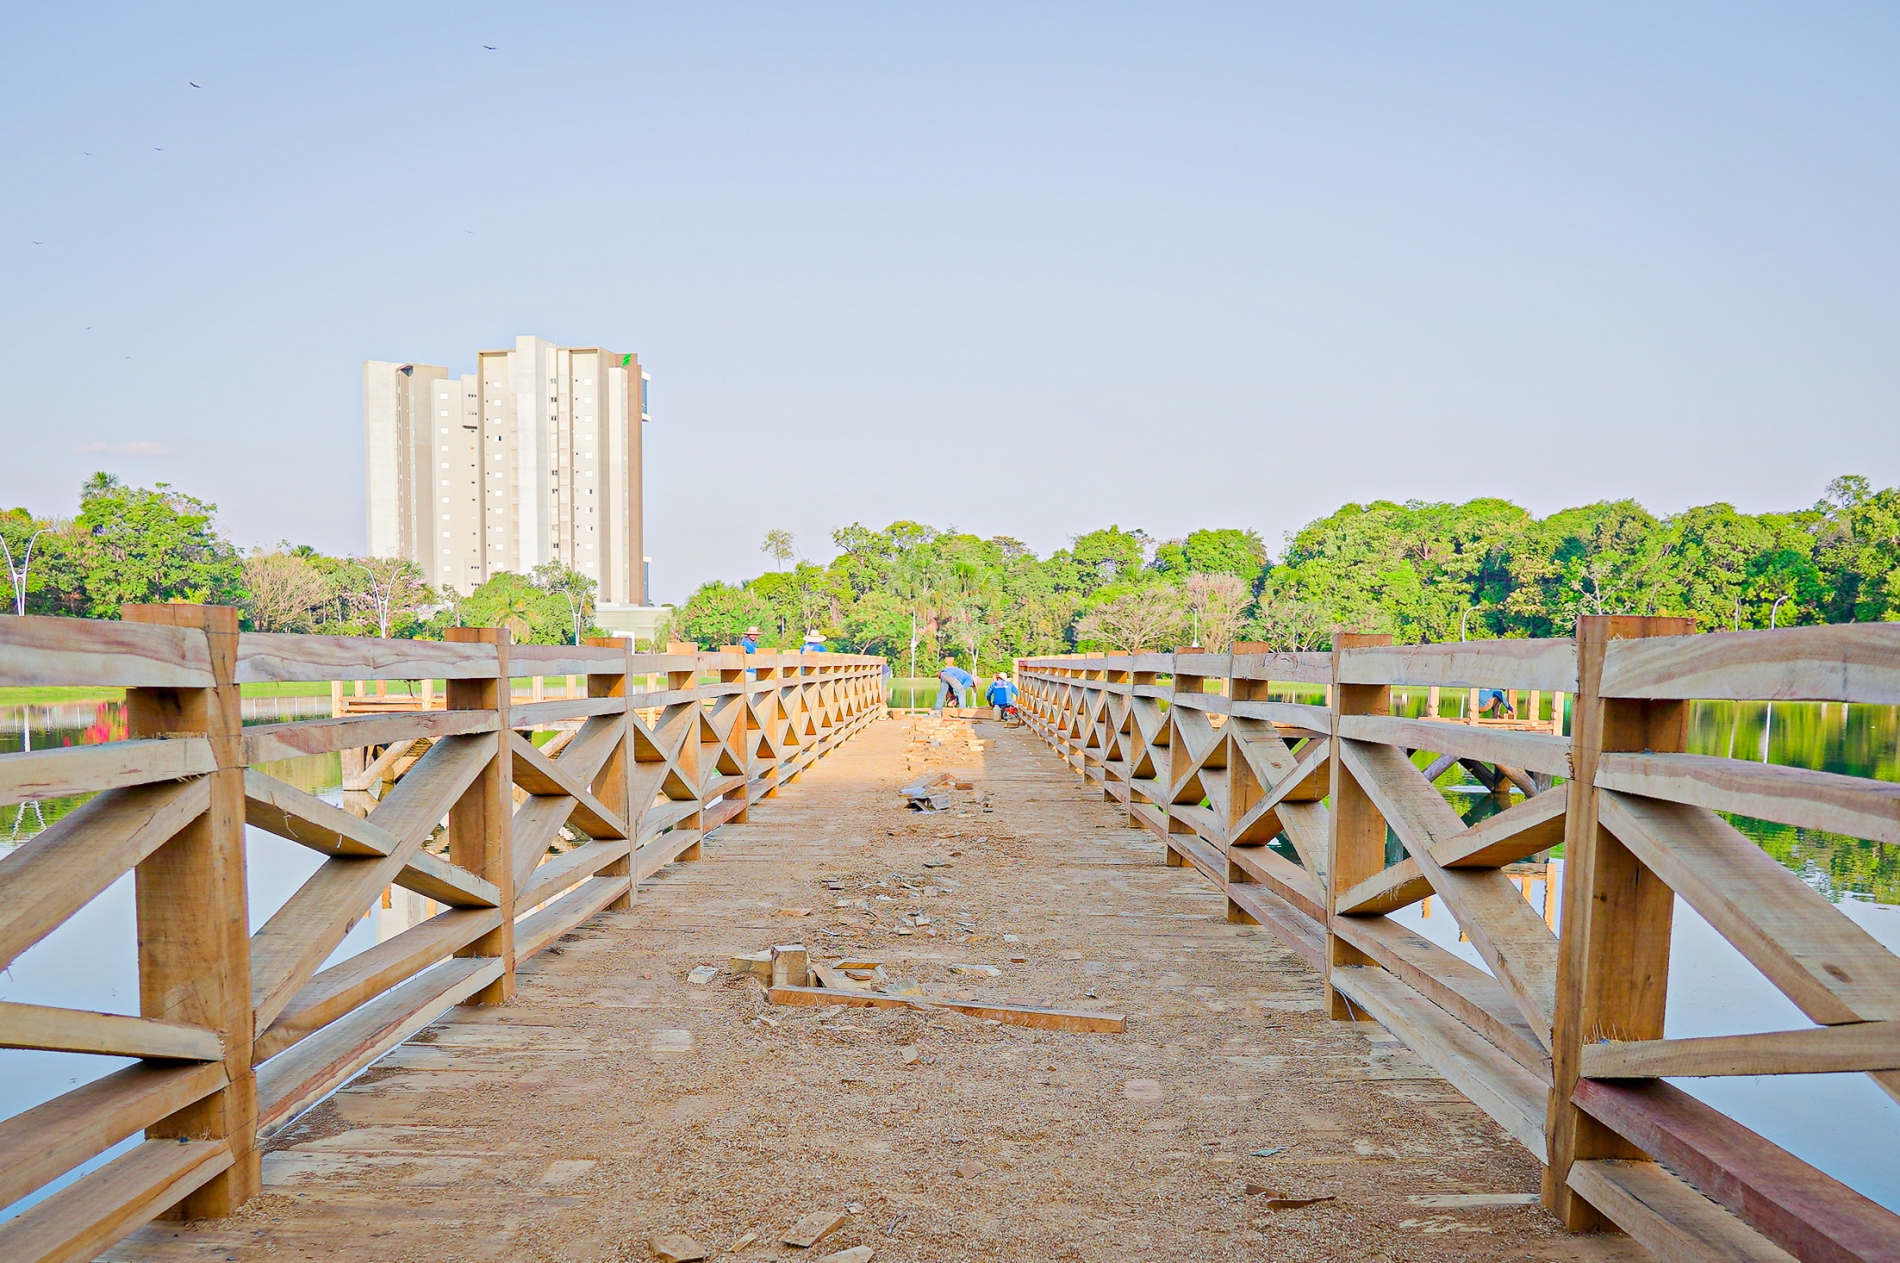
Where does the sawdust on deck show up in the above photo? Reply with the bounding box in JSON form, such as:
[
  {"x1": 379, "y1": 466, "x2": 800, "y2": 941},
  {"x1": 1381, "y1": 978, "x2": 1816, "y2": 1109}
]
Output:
[{"x1": 113, "y1": 715, "x2": 1643, "y2": 1263}]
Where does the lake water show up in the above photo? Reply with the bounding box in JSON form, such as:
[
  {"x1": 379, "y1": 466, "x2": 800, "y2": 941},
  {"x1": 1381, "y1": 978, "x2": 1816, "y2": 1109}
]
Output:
[{"x1": 3, "y1": 695, "x2": 1897, "y2": 1215}]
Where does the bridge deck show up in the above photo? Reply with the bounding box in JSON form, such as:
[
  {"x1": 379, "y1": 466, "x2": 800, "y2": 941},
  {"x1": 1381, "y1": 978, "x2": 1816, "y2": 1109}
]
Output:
[{"x1": 114, "y1": 717, "x2": 1636, "y2": 1263}]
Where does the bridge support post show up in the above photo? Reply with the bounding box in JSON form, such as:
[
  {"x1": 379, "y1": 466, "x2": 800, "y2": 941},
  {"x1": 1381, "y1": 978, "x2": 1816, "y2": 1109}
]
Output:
[
  {"x1": 1543, "y1": 616, "x2": 1692, "y2": 1227},
  {"x1": 1324, "y1": 632, "x2": 1391, "y2": 1021},
  {"x1": 587, "y1": 636, "x2": 635, "y2": 911},
  {"x1": 448, "y1": 625, "x2": 515, "y2": 1004}
]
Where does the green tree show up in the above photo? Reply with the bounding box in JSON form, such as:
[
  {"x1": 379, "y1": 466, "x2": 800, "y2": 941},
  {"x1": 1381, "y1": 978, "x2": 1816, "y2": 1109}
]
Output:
[
  {"x1": 61, "y1": 475, "x2": 246, "y2": 617},
  {"x1": 675, "y1": 580, "x2": 775, "y2": 649},
  {"x1": 530, "y1": 560, "x2": 600, "y2": 645}
]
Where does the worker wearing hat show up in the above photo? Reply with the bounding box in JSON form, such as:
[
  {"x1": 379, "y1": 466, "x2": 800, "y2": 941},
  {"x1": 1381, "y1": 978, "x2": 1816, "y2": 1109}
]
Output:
[{"x1": 800, "y1": 629, "x2": 826, "y2": 652}]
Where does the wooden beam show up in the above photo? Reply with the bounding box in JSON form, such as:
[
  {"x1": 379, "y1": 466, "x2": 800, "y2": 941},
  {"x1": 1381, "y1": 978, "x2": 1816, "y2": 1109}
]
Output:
[
  {"x1": 1332, "y1": 917, "x2": 1550, "y2": 1078},
  {"x1": 241, "y1": 709, "x2": 496, "y2": 764},
  {"x1": 508, "y1": 696, "x2": 627, "y2": 727},
  {"x1": 0, "y1": 737, "x2": 214, "y2": 808},
  {"x1": 1325, "y1": 633, "x2": 1392, "y2": 1021},
  {"x1": 1572, "y1": 1076, "x2": 1900, "y2": 1263},
  {"x1": 0, "y1": 1138, "x2": 232, "y2": 1263},
  {"x1": 254, "y1": 906, "x2": 501, "y2": 1061},
  {"x1": 1226, "y1": 842, "x2": 1325, "y2": 921},
  {"x1": 0, "y1": 1060, "x2": 226, "y2": 1212},
  {"x1": 519, "y1": 839, "x2": 633, "y2": 907},
  {"x1": 1544, "y1": 614, "x2": 1694, "y2": 1229},
  {"x1": 1597, "y1": 752, "x2": 1900, "y2": 847},
  {"x1": 1566, "y1": 1159, "x2": 1798, "y2": 1263},
  {"x1": 1582, "y1": 1020, "x2": 1900, "y2": 1080},
  {"x1": 1336, "y1": 714, "x2": 1571, "y2": 777},
  {"x1": 247, "y1": 734, "x2": 493, "y2": 1031},
  {"x1": 1598, "y1": 622, "x2": 1900, "y2": 704},
  {"x1": 0, "y1": 1001, "x2": 221, "y2": 1061},
  {"x1": 123, "y1": 601, "x2": 258, "y2": 1217},
  {"x1": 256, "y1": 956, "x2": 502, "y2": 1135},
  {"x1": 1334, "y1": 789, "x2": 1566, "y2": 916},
  {"x1": 0, "y1": 778, "x2": 210, "y2": 972},
  {"x1": 0, "y1": 614, "x2": 213, "y2": 688},
  {"x1": 1337, "y1": 739, "x2": 1559, "y2": 1043},
  {"x1": 508, "y1": 730, "x2": 628, "y2": 839},
  {"x1": 445, "y1": 625, "x2": 514, "y2": 1006},
  {"x1": 1329, "y1": 965, "x2": 1548, "y2": 1155},
  {"x1": 1222, "y1": 883, "x2": 1325, "y2": 971},
  {"x1": 766, "y1": 984, "x2": 1125, "y2": 1033},
  {"x1": 1597, "y1": 793, "x2": 1900, "y2": 1049},
  {"x1": 243, "y1": 767, "x2": 396, "y2": 856},
  {"x1": 1337, "y1": 638, "x2": 1578, "y2": 693},
  {"x1": 233, "y1": 631, "x2": 499, "y2": 684},
  {"x1": 514, "y1": 875, "x2": 632, "y2": 960}
]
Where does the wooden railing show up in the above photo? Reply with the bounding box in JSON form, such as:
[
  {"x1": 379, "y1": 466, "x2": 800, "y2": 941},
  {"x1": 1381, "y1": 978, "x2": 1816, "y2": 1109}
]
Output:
[
  {"x1": 0, "y1": 607, "x2": 883, "y2": 1261},
  {"x1": 1016, "y1": 620, "x2": 1900, "y2": 1263}
]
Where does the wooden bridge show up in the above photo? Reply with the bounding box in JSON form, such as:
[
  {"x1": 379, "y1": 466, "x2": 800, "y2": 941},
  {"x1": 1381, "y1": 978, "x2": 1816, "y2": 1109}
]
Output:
[{"x1": 0, "y1": 609, "x2": 1896, "y2": 1261}]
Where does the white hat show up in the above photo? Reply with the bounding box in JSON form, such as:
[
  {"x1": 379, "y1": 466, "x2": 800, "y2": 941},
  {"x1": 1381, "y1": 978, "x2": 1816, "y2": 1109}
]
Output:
[
  {"x1": 805, "y1": 630, "x2": 823, "y2": 639},
  {"x1": 746, "y1": 626, "x2": 761, "y2": 635}
]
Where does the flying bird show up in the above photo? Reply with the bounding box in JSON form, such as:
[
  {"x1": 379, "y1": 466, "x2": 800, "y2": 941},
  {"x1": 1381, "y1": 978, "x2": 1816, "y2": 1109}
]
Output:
[
  {"x1": 483, "y1": 44, "x2": 496, "y2": 50},
  {"x1": 154, "y1": 147, "x2": 163, "y2": 151},
  {"x1": 189, "y1": 81, "x2": 201, "y2": 88}
]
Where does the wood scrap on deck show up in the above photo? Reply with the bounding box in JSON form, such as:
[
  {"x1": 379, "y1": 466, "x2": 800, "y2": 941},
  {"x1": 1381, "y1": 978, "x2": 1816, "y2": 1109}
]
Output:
[{"x1": 766, "y1": 983, "x2": 1125, "y2": 1033}]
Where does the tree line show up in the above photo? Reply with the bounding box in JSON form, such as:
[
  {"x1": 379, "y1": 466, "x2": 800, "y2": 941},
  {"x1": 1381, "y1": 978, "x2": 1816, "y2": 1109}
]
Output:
[
  {"x1": 0, "y1": 473, "x2": 606, "y2": 644},
  {"x1": 674, "y1": 474, "x2": 1900, "y2": 671}
]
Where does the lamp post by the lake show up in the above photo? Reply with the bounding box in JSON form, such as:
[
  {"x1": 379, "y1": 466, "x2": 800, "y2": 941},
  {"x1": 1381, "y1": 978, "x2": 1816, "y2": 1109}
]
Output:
[
  {"x1": 1, "y1": 527, "x2": 50, "y2": 616},
  {"x1": 1460, "y1": 604, "x2": 1484, "y2": 641}
]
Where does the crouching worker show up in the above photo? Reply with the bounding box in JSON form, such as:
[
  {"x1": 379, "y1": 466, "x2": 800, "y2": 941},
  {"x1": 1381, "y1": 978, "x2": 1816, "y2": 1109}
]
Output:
[
  {"x1": 935, "y1": 657, "x2": 976, "y2": 714},
  {"x1": 987, "y1": 671, "x2": 1018, "y2": 720}
]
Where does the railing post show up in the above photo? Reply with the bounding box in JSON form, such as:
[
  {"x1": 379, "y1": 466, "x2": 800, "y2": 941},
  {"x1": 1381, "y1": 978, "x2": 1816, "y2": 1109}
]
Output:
[
  {"x1": 669, "y1": 643, "x2": 705, "y2": 860},
  {"x1": 1543, "y1": 615, "x2": 1693, "y2": 1226},
  {"x1": 446, "y1": 625, "x2": 514, "y2": 1004},
  {"x1": 1324, "y1": 631, "x2": 1392, "y2": 1020},
  {"x1": 586, "y1": 635, "x2": 634, "y2": 911},
  {"x1": 122, "y1": 602, "x2": 259, "y2": 1216}
]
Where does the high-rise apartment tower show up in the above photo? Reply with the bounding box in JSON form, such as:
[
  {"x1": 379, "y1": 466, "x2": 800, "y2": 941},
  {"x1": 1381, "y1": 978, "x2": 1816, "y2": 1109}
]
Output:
[{"x1": 365, "y1": 336, "x2": 649, "y2": 605}]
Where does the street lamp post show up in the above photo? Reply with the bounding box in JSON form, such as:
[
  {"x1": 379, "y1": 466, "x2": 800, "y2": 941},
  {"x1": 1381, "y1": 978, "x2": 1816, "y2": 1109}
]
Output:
[{"x1": 1, "y1": 528, "x2": 51, "y2": 616}]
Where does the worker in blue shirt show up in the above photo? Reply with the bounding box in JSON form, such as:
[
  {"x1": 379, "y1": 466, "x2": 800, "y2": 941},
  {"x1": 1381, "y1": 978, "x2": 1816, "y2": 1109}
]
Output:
[
  {"x1": 986, "y1": 671, "x2": 1018, "y2": 720},
  {"x1": 741, "y1": 627, "x2": 760, "y2": 654},
  {"x1": 801, "y1": 630, "x2": 825, "y2": 653},
  {"x1": 935, "y1": 657, "x2": 975, "y2": 713}
]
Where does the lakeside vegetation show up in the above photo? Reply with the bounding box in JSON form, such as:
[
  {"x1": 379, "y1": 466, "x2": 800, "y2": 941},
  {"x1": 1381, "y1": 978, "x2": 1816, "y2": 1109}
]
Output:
[
  {"x1": 676, "y1": 475, "x2": 1900, "y2": 671},
  {"x1": 2, "y1": 473, "x2": 608, "y2": 644}
]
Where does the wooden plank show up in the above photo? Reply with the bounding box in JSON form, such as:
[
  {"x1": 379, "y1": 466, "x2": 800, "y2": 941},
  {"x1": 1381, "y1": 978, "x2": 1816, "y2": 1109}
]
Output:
[
  {"x1": 1226, "y1": 843, "x2": 1325, "y2": 921},
  {"x1": 549, "y1": 712, "x2": 628, "y2": 786},
  {"x1": 1227, "y1": 698, "x2": 1332, "y2": 730},
  {"x1": 1339, "y1": 739, "x2": 1560, "y2": 1043},
  {"x1": 241, "y1": 709, "x2": 497, "y2": 764},
  {"x1": 509, "y1": 696, "x2": 627, "y2": 727},
  {"x1": 234, "y1": 632, "x2": 498, "y2": 683},
  {"x1": 766, "y1": 984, "x2": 1126, "y2": 1033},
  {"x1": 247, "y1": 734, "x2": 494, "y2": 1031},
  {"x1": 1572, "y1": 1076, "x2": 1900, "y2": 1263},
  {"x1": 1336, "y1": 713, "x2": 1572, "y2": 777},
  {"x1": 636, "y1": 828, "x2": 705, "y2": 880},
  {"x1": 1329, "y1": 965, "x2": 1548, "y2": 1155},
  {"x1": 1332, "y1": 917, "x2": 1550, "y2": 1078},
  {"x1": 1598, "y1": 792, "x2": 1900, "y2": 1026},
  {"x1": 1227, "y1": 650, "x2": 1334, "y2": 685},
  {"x1": 0, "y1": 615, "x2": 213, "y2": 688},
  {"x1": 255, "y1": 956, "x2": 503, "y2": 1134},
  {"x1": 0, "y1": 1001, "x2": 221, "y2": 1061},
  {"x1": 1567, "y1": 1159, "x2": 1799, "y2": 1263},
  {"x1": 1335, "y1": 789, "x2": 1566, "y2": 916},
  {"x1": 244, "y1": 768, "x2": 396, "y2": 857},
  {"x1": 254, "y1": 907, "x2": 501, "y2": 1060},
  {"x1": 1598, "y1": 752, "x2": 1900, "y2": 846},
  {"x1": 1230, "y1": 736, "x2": 1331, "y2": 841},
  {"x1": 0, "y1": 1060, "x2": 227, "y2": 1212},
  {"x1": 514, "y1": 875, "x2": 631, "y2": 960},
  {"x1": 0, "y1": 1138, "x2": 232, "y2": 1263},
  {"x1": 1600, "y1": 623, "x2": 1900, "y2": 704},
  {"x1": 1325, "y1": 633, "x2": 1393, "y2": 1020},
  {"x1": 508, "y1": 731, "x2": 627, "y2": 838},
  {"x1": 1583, "y1": 1020, "x2": 1900, "y2": 1080},
  {"x1": 1223, "y1": 883, "x2": 1326, "y2": 971},
  {"x1": 0, "y1": 779, "x2": 210, "y2": 971},
  {"x1": 520, "y1": 839, "x2": 633, "y2": 907},
  {"x1": 396, "y1": 848, "x2": 501, "y2": 908},
  {"x1": 511, "y1": 794, "x2": 580, "y2": 889},
  {"x1": 1337, "y1": 638, "x2": 1577, "y2": 692},
  {"x1": 0, "y1": 738, "x2": 213, "y2": 807},
  {"x1": 509, "y1": 644, "x2": 635, "y2": 676}
]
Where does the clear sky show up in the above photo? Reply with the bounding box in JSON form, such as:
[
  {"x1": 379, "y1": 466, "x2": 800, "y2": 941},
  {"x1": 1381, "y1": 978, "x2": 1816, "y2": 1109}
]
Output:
[{"x1": 3, "y1": 3, "x2": 1896, "y2": 604}]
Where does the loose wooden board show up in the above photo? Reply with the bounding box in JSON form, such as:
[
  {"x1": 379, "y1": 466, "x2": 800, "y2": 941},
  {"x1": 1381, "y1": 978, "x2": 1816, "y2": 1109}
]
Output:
[{"x1": 766, "y1": 984, "x2": 1126, "y2": 1033}]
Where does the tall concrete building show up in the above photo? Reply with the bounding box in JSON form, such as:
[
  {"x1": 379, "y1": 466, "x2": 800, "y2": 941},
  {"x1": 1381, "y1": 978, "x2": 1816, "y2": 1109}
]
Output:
[{"x1": 365, "y1": 336, "x2": 650, "y2": 607}]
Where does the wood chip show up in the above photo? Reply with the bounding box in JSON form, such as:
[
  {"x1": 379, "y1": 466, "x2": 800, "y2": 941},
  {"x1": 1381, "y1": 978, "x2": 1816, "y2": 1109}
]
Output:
[
  {"x1": 648, "y1": 1231, "x2": 708, "y2": 1261},
  {"x1": 955, "y1": 1160, "x2": 989, "y2": 1178},
  {"x1": 821, "y1": 1248, "x2": 874, "y2": 1263},
  {"x1": 778, "y1": 907, "x2": 813, "y2": 917},
  {"x1": 782, "y1": 1210, "x2": 848, "y2": 1248},
  {"x1": 1123, "y1": 1079, "x2": 1162, "y2": 1101},
  {"x1": 1244, "y1": 1185, "x2": 1337, "y2": 1210}
]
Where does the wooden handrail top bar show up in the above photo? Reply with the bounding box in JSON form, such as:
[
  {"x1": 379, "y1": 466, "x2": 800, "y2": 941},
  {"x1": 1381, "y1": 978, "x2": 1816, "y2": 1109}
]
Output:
[
  {"x1": 235, "y1": 632, "x2": 500, "y2": 683},
  {"x1": 0, "y1": 615, "x2": 215, "y2": 688},
  {"x1": 1337, "y1": 639, "x2": 1578, "y2": 693},
  {"x1": 1599, "y1": 623, "x2": 1900, "y2": 703}
]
